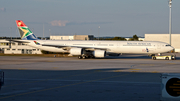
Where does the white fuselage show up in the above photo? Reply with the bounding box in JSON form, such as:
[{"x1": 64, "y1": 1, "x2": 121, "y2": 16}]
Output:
[{"x1": 23, "y1": 40, "x2": 174, "y2": 54}]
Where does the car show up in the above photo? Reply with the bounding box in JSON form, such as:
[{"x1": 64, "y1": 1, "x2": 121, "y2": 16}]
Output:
[{"x1": 152, "y1": 55, "x2": 176, "y2": 60}]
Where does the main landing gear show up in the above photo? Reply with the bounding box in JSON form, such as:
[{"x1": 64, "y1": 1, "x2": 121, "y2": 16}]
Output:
[
  {"x1": 78, "y1": 54, "x2": 95, "y2": 59},
  {"x1": 78, "y1": 55, "x2": 86, "y2": 59}
]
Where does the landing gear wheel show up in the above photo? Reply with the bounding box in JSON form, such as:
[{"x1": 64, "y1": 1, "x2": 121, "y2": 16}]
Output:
[
  {"x1": 172, "y1": 55, "x2": 176, "y2": 60},
  {"x1": 153, "y1": 57, "x2": 156, "y2": 60},
  {"x1": 166, "y1": 57, "x2": 169, "y2": 60},
  {"x1": 82, "y1": 56, "x2": 86, "y2": 59},
  {"x1": 172, "y1": 57, "x2": 175, "y2": 60},
  {"x1": 78, "y1": 55, "x2": 82, "y2": 59}
]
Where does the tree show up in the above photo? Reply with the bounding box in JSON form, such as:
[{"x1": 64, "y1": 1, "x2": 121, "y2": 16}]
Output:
[
  {"x1": 112, "y1": 37, "x2": 126, "y2": 41},
  {"x1": 133, "y1": 35, "x2": 138, "y2": 41}
]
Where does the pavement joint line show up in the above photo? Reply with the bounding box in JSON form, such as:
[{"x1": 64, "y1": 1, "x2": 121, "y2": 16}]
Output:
[
  {"x1": 3, "y1": 71, "x2": 100, "y2": 87},
  {"x1": 0, "y1": 73, "x2": 130, "y2": 100}
]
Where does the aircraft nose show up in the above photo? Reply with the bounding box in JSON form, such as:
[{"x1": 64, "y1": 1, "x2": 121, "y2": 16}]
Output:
[{"x1": 170, "y1": 46, "x2": 174, "y2": 52}]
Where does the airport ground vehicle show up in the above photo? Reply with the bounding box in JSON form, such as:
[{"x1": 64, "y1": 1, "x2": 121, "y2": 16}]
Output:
[
  {"x1": 152, "y1": 55, "x2": 176, "y2": 60},
  {"x1": 0, "y1": 70, "x2": 4, "y2": 90}
]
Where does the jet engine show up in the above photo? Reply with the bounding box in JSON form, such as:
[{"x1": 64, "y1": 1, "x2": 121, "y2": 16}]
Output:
[
  {"x1": 93, "y1": 50, "x2": 106, "y2": 58},
  {"x1": 69, "y1": 48, "x2": 83, "y2": 55}
]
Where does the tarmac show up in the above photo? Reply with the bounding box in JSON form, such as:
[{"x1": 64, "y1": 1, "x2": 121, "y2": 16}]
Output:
[{"x1": 0, "y1": 53, "x2": 180, "y2": 101}]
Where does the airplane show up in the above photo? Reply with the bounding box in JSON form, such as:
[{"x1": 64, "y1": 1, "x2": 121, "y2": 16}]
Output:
[{"x1": 10, "y1": 20, "x2": 174, "y2": 59}]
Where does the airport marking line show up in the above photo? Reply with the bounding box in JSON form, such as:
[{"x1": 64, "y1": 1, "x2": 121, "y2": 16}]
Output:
[
  {"x1": 139, "y1": 64, "x2": 154, "y2": 66},
  {"x1": 113, "y1": 68, "x2": 141, "y2": 72},
  {"x1": 129, "y1": 69, "x2": 141, "y2": 70},
  {"x1": 0, "y1": 73, "x2": 130, "y2": 100},
  {"x1": 114, "y1": 70, "x2": 122, "y2": 72},
  {"x1": 166, "y1": 63, "x2": 176, "y2": 65},
  {"x1": 131, "y1": 71, "x2": 138, "y2": 72},
  {"x1": 52, "y1": 67, "x2": 58, "y2": 69},
  {"x1": 150, "y1": 71, "x2": 159, "y2": 73}
]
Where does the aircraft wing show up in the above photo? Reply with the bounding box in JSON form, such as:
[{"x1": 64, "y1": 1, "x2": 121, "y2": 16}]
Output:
[
  {"x1": 6, "y1": 39, "x2": 30, "y2": 43},
  {"x1": 42, "y1": 44, "x2": 108, "y2": 51}
]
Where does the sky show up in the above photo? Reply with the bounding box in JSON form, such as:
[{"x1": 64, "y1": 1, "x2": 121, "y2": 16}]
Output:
[{"x1": 0, "y1": 0, "x2": 180, "y2": 37}]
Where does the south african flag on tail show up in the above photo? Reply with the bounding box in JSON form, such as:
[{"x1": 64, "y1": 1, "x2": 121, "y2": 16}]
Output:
[{"x1": 16, "y1": 20, "x2": 39, "y2": 40}]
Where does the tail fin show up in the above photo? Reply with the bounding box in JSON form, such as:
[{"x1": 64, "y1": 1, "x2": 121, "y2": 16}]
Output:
[{"x1": 16, "y1": 20, "x2": 39, "y2": 40}]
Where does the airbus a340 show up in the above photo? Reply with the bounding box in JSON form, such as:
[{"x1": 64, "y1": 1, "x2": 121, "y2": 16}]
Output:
[{"x1": 11, "y1": 20, "x2": 174, "y2": 59}]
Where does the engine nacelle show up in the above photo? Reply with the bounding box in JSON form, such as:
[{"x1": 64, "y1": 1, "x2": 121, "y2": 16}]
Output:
[
  {"x1": 69, "y1": 48, "x2": 83, "y2": 55},
  {"x1": 93, "y1": 50, "x2": 106, "y2": 58}
]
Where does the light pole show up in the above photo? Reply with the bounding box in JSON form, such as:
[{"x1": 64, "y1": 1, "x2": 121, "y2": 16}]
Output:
[
  {"x1": 49, "y1": 29, "x2": 51, "y2": 40},
  {"x1": 169, "y1": 0, "x2": 172, "y2": 45},
  {"x1": 9, "y1": 27, "x2": 12, "y2": 48},
  {"x1": 49, "y1": 29, "x2": 51, "y2": 36},
  {"x1": 43, "y1": 24, "x2": 44, "y2": 40},
  {"x1": 98, "y1": 26, "x2": 100, "y2": 40},
  {"x1": 9, "y1": 27, "x2": 12, "y2": 39}
]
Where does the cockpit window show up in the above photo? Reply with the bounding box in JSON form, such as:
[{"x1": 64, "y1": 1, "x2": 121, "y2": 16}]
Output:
[{"x1": 165, "y1": 45, "x2": 171, "y2": 46}]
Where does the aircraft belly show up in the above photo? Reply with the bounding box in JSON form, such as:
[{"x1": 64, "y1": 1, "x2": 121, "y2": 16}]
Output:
[{"x1": 28, "y1": 44, "x2": 67, "y2": 53}]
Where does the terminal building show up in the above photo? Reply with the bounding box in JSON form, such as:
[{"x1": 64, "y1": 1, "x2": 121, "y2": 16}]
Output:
[
  {"x1": 0, "y1": 40, "x2": 42, "y2": 54},
  {"x1": 144, "y1": 34, "x2": 180, "y2": 52},
  {"x1": 0, "y1": 35, "x2": 94, "y2": 54}
]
